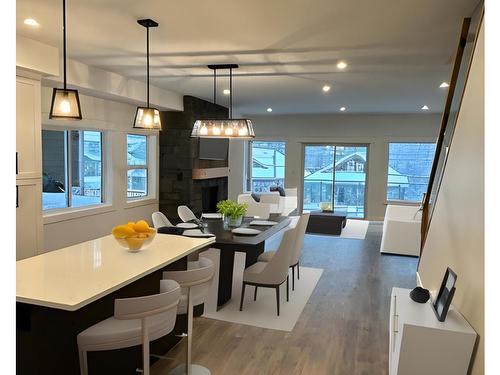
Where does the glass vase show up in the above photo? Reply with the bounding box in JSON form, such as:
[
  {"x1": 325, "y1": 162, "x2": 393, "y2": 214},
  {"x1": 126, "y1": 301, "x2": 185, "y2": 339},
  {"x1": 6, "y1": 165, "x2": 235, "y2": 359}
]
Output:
[{"x1": 223, "y1": 215, "x2": 243, "y2": 228}]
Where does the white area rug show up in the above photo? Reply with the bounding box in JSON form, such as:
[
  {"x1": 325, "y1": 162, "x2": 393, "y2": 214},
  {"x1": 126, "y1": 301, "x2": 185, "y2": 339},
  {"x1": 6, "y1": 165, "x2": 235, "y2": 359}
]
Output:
[
  {"x1": 340, "y1": 219, "x2": 369, "y2": 239},
  {"x1": 203, "y1": 267, "x2": 323, "y2": 332}
]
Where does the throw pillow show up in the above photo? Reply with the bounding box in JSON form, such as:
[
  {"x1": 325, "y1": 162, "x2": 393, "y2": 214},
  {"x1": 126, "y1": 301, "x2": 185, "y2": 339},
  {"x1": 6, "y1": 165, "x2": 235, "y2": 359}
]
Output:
[
  {"x1": 251, "y1": 193, "x2": 261, "y2": 202},
  {"x1": 270, "y1": 186, "x2": 286, "y2": 196}
]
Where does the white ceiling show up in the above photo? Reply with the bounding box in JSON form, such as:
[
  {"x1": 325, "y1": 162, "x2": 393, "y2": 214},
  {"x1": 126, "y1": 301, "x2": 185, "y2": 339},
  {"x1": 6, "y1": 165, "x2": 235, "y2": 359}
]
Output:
[{"x1": 16, "y1": 0, "x2": 481, "y2": 115}]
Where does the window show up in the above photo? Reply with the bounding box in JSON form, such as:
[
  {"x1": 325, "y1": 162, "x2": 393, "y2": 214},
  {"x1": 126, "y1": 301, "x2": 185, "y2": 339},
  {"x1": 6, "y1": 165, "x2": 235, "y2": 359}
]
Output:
[
  {"x1": 303, "y1": 144, "x2": 367, "y2": 218},
  {"x1": 127, "y1": 134, "x2": 149, "y2": 199},
  {"x1": 247, "y1": 141, "x2": 285, "y2": 193},
  {"x1": 387, "y1": 142, "x2": 437, "y2": 202},
  {"x1": 42, "y1": 130, "x2": 103, "y2": 211}
]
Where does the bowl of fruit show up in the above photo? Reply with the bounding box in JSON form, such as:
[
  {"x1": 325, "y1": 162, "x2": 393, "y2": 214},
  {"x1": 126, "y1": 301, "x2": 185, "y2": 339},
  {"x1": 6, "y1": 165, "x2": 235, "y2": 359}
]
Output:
[{"x1": 111, "y1": 220, "x2": 156, "y2": 252}]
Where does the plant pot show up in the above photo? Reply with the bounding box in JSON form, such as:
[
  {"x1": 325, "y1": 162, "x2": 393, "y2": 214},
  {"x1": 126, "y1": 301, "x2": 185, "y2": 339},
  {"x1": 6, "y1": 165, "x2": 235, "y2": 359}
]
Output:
[{"x1": 223, "y1": 215, "x2": 243, "y2": 228}]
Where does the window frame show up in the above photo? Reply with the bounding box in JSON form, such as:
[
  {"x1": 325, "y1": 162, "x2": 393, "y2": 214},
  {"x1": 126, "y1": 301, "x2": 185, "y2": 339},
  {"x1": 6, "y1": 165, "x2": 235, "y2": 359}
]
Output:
[
  {"x1": 246, "y1": 140, "x2": 287, "y2": 192},
  {"x1": 41, "y1": 127, "x2": 106, "y2": 213},
  {"x1": 126, "y1": 133, "x2": 153, "y2": 201},
  {"x1": 385, "y1": 141, "x2": 437, "y2": 204}
]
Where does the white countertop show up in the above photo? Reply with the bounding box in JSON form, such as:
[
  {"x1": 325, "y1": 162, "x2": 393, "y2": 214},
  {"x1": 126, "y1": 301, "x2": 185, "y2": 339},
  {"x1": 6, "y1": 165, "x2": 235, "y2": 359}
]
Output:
[{"x1": 16, "y1": 234, "x2": 215, "y2": 311}]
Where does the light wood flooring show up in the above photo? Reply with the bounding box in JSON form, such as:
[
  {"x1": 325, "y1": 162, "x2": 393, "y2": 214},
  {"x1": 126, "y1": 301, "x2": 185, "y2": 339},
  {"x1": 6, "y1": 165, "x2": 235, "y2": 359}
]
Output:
[{"x1": 151, "y1": 222, "x2": 418, "y2": 375}]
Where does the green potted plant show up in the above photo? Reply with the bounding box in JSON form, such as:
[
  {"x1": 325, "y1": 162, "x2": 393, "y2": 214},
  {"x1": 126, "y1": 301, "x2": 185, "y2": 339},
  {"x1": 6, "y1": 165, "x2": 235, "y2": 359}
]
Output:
[{"x1": 216, "y1": 199, "x2": 248, "y2": 227}]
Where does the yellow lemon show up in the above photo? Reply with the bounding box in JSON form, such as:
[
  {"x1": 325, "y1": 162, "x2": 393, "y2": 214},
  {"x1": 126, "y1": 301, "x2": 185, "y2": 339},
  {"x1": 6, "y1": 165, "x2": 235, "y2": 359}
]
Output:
[
  {"x1": 137, "y1": 233, "x2": 148, "y2": 239},
  {"x1": 125, "y1": 237, "x2": 144, "y2": 250},
  {"x1": 112, "y1": 225, "x2": 136, "y2": 239},
  {"x1": 133, "y1": 220, "x2": 150, "y2": 233},
  {"x1": 126, "y1": 222, "x2": 136, "y2": 230}
]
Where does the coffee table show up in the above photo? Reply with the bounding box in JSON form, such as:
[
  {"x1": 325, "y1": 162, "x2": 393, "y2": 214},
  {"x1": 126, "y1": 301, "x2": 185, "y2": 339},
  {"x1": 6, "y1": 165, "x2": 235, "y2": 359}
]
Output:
[{"x1": 306, "y1": 211, "x2": 347, "y2": 235}]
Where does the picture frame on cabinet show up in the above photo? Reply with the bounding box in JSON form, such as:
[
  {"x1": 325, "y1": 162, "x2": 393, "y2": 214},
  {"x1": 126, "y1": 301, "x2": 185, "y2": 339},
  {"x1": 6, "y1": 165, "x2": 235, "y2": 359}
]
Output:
[{"x1": 432, "y1": 267, "x2": 457, "y2": 322}]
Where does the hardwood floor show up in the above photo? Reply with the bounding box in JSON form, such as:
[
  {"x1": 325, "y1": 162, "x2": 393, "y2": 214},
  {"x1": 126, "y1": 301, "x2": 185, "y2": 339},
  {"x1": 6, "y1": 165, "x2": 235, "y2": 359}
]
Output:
[{"x1": 151, "y1": 222, "x2": 418, "y2": 375}]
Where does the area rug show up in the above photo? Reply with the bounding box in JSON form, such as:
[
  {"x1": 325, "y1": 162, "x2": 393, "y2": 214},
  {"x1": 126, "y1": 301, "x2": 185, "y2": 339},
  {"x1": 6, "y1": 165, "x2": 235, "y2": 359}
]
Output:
[
  {"x1": 203, "y1": 266, "x2": 323, "y2": 332},
  {"x1": 339, "y1": 219, "x2": 369, "y2": 239}
]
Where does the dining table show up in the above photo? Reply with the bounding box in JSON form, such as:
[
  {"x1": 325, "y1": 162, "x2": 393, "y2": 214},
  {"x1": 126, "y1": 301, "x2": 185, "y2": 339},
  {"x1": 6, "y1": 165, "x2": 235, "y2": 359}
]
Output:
[{"x1": 198, "y1": 214, "x2": 292, "y2": 307}]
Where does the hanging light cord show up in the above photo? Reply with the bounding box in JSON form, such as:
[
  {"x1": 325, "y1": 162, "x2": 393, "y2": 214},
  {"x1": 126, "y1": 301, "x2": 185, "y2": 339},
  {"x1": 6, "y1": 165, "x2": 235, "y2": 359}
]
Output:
[
  {"x1": 146, "y1": 25, "x2": 150, "y2": 107},
  {"x1": 229, "y1": 67, "x2": 233, "y2": 119},
  {"x1": 62, "y1": 0, "x2": 67, "y2": 90},
  {"x1": 213, "y1": 69, "x2": 217, "y2": 105}
]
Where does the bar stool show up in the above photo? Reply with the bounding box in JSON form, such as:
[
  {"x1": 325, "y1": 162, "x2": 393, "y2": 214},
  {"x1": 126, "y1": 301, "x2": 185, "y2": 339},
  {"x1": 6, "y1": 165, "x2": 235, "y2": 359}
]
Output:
[
  {"x1": 163, "y1": 257, "x2": 215, "y2": 375},
  {"x1": 77, "y1": 280, "x2": 181, "y2": 375},
  {"x1": 177, "y1": 205, "x2": 197, "y2": 223}
]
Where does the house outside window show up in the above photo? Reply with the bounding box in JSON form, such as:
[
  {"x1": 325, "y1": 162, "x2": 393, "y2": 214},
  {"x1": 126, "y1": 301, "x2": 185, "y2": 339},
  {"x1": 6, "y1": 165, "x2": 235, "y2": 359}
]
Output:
[
  {"x1": 386, "y1": 142, "x2": 437, "y2": 202},
  {"x1": 42, "y1": 129, "x2": 103, "y2": 210},
  {"x1": 127, "y1": 134, "x2": 149, "y2": 199},
  {"x1": 247, "y1": 141, "x2": 286, "y2": 192}
]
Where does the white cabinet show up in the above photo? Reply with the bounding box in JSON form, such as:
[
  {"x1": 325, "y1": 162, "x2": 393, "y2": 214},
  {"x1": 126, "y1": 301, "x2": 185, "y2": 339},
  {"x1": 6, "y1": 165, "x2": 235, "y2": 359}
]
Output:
[
  {"x1": 16, "y1": 74, "x2": 43, "y2": 259},
  {"x1": 389, "y1": 287, "x2": 476, "y2": 375}
]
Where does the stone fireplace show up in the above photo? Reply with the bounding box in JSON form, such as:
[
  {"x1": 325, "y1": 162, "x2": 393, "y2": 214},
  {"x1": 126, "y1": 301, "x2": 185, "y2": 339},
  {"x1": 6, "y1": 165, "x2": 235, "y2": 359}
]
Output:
[{"x1": 159, "y1": 96, "x2": 229, "y2": 220}]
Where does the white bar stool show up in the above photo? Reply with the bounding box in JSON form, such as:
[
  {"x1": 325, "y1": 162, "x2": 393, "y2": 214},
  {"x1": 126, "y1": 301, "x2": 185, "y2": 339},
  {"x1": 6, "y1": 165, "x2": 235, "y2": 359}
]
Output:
[
  {"x1": 163, "y1": 257, "x2": 215, "y2": 375},
  {"x1": 77, "y1": 280, "x2": 181, "y2": 375}
]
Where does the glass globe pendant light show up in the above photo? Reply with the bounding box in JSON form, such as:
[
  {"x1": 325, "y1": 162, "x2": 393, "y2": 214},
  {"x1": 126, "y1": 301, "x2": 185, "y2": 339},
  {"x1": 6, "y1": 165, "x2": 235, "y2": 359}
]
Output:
[
  {"x1": 49, "y1": 0, "x2": 82, "y2": 119},
  {"x1": 133, "y1": 19, "x2": 162, "y2": 130}
]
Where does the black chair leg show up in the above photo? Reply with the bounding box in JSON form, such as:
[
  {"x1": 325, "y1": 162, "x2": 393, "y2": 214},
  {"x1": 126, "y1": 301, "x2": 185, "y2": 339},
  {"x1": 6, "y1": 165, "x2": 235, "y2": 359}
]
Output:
[
  {"x1": 297, "y1": 262, "x2": 300, "y2": 280},
  {"x1": 240, "y1": 283, "x2": 246, "y2": 311},
  {"x1": 292, "y1": 266, "x2": 295, "y2": 291},
  {"x1": 275, "y1": 286, "x2": 280, "y2": 316},
  {"x1": 286, "y1": 276, "x2": 289, "y2": 302},
  {"x1": 254, "y1": 286, "x2": 258, "y2": 301}
]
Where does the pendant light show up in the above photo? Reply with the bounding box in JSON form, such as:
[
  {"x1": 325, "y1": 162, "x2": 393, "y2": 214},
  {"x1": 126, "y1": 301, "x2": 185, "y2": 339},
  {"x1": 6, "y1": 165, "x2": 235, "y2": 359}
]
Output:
[
  {"x1": 49, "y1": 0, "x2": 82, "y2": 119},
  {"x1": 133, "y1": 19, "x2": 162, "y2": 130},
  {"x1": 191, "y1": 64, "x2": 254, "y2": 138}
]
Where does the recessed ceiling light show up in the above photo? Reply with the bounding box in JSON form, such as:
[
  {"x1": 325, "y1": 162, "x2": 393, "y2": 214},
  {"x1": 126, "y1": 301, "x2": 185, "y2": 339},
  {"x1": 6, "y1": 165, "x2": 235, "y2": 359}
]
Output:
[
  {"x1": 24, "y1": 18, "x2": 40, "y2": 27},
  {"x1": 340, "y1": 106, "x2": 346, "y2": 112},
  {"x1": 337, "y1": 61, "x2": 348, "y2": 69},
  {"x1": 223, "y1": 89, "x2": 230, "y2": 95},
  {"x1": 439, "y1": 82, "x2": 449, "y2": 88},
  {"x1": 421, "y1": 105, "x2": 430, "y2": 111},
  {"x1": 266, "y1": 107, "x2": 273, "y2": 112},
  {"x1": 322, "y1": 85, "x2": 331, "y2": 92}
]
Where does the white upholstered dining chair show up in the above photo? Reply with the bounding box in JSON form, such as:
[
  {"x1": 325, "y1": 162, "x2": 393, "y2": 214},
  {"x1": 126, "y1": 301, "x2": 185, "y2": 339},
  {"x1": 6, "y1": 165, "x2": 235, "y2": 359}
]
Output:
[
  {"x1": 152, "y1": 211, "x2": 174, "y2": 228},
  {"x1": 239, "y1": 227, "x2": 296, "y2": 316},
  {"x1": 178, "y1": 205, "x2": 197, "y2": 223},
  {"x1": 77, "y1": 280, "x2": 181, "y2": 375},
  {"x1": 257, "y1": 213, "x2": 310, "y2": 290}
]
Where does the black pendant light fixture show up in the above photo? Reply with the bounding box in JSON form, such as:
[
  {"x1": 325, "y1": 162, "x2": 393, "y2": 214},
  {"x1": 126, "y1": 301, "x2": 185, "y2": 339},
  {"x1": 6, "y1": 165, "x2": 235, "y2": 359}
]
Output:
[
  {"x1": 191, "y1": 64, "x2": 254, "y2": 138},
  {"x1": 133, "y1": 19, "x2": 161, "y2": 130},
  {"x1": 49, "y1": 0, "x2": 82, "y2": 119}
]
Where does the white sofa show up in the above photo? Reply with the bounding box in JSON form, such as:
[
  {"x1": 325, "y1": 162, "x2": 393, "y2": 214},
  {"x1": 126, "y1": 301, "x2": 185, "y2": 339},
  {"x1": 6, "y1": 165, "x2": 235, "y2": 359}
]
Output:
[
  {"x1": 380, "y1": 204, "x2": 422, "y2": 256},
  {"x1": 237, "y1": 188, "x2": 298, "y2": 216}
]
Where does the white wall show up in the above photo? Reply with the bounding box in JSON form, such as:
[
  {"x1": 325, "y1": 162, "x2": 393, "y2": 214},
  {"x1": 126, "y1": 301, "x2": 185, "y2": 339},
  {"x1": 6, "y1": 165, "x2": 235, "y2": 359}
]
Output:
[
  {"x1": 418, "y1": 17, "x2": 484, "y2": 375},
  {"x1": 40, "y1": 86, "x2": 159, "y2": 251},
  {"x1": 229, "y1": 113, "x2": 441, "y2": 220}
]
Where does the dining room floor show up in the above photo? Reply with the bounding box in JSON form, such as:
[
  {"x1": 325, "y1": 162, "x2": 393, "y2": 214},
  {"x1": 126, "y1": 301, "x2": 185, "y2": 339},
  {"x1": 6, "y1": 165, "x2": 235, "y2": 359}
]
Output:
[{"x1": 151, "y1": 221, "x2": 418, "y2": 375}]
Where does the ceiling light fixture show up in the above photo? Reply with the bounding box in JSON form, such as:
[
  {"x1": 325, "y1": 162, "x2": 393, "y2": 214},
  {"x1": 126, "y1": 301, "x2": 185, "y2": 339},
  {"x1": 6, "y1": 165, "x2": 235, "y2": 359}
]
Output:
[
  {"x1": 267, "y1": 108, "x2": 273, "y2": 112},
  {"x1": 49, "y1": 0, "x2": 82, "y2": 120},
  {"x1": 322, "y1": 85, "x2": 331, "y2": 92},
  {"x1": 340, "y1": 106, "x2": 346, "y2": 112},
  {"x1": 191, "y1": 64, "x2": 255, "y2": 139},
  {"x1": 223, "y1": 89, "x2": 230, "y2": 95},
  {"x1": 337, "y1": 61, "x2": 348, "y2": 69},
  {"x1": 24, "y1": 18, "x2": 39, "y2": 27},
  {"x1": 439, "y1": 82, "x2": 450, "y2": 88},
  {"x1": 421, "y1": 105, "x2": 430, "y2": 111},
  {"x1": 133, "y1": 19, "x2": 161, "y2": 130}
]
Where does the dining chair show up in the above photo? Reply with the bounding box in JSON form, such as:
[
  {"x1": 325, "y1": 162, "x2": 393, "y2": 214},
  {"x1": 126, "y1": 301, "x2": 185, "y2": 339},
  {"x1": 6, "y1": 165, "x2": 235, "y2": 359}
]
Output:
[
  {"x1": 163, "y1": 256, "x2": 215, "y2": 375},
  {"x1": 178, "y1": 205, "x2": 197, "y2": 223},
  {"x1": 259, "y1": 193, "x2": 283, "y2": 214},
  {"x1": 240, "y1": 227, "x2": 296, "y2": 316},
  {"x1": 152, "y1": 211, "x2": 174, "y2": 228},
  {"x1": 257, "y1": 213, "x2": 310, "y2": 290},
  {"x1": 77, "y1": 280, "x2": 181, "y2": 375},
  {"x1": 245, "y1": 202, "x2": 271, "y2": 219}
]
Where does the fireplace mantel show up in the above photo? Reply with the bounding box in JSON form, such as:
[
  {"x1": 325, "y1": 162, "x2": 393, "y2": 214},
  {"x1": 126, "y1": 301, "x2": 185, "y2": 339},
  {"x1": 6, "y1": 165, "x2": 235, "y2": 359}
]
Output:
[{"x1": 192, "y1": 167, "x2": 230, "y2": 180}]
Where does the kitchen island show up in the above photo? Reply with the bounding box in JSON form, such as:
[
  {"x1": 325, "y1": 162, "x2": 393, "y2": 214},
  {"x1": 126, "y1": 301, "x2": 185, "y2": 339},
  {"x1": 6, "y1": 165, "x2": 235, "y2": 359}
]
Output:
[{"x1": 16, "y1": 234, "x2": 215, "y2": 375}]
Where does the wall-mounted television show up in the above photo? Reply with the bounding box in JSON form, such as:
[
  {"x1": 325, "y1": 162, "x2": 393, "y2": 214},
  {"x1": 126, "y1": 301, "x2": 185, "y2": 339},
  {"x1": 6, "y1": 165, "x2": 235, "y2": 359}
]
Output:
[{"x1": 198, "y1": 138, "x2": 229, "y2": 160}]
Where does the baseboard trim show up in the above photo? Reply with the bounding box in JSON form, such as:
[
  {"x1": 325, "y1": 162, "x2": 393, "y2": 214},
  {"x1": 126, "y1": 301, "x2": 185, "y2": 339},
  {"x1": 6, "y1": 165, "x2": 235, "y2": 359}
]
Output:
[{"x1": 416, "y1": 271, "x2": 423, "y2": 287}]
